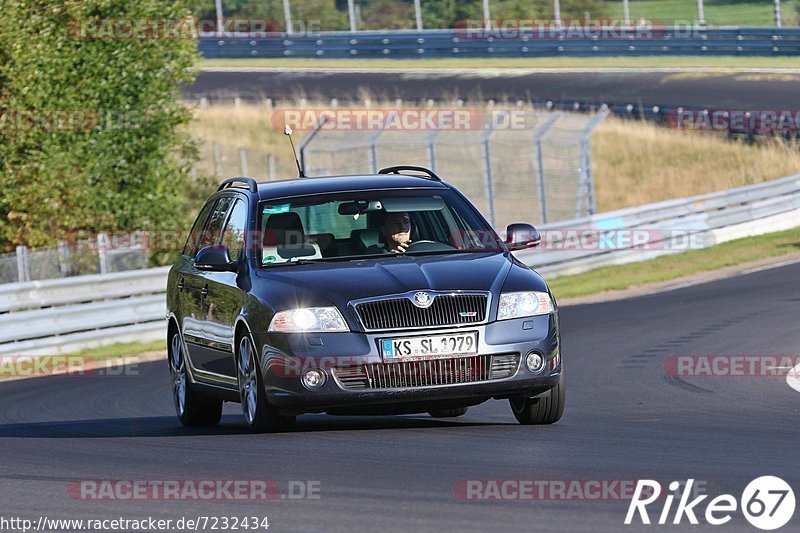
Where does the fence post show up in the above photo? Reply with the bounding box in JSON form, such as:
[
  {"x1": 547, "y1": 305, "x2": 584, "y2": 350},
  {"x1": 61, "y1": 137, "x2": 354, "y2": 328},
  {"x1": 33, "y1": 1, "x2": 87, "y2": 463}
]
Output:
[
  {"x1": 57, "y1": 241, "x2": 72, "y2": 277},
  {"x1": 425, "y1": 129, "x2": 441, "y2": 173},
  {"x1": 213, "y1": 142, "x2": 223, "y2": 178},
  {"x1": 97, "y1": 233, "x2": 110, "y2": 275},
  {"x1": 481, "y1": 116, "x2": 498, "y2": 227},
  {"x1": 239, "y1": 147, "x2": 248, "y2": 176},
  {"x1": 369, "y1": 143, "x2": 378, "y2": 174},
  {"x1": 15, "y1": 245, "x2": 30, "y2": 283},
  {"x1": 577, "y1": 109, "x2": 609, "y2": 217},
  {"x1": 267, "y1": 153, "x2": 276, "y2": 181},
  {"x1": 533, "y1": 112, "x2": 562, "y2": 225},
  {"x1": 297, "y1": 116, "x2": 329, "y2": 177}
]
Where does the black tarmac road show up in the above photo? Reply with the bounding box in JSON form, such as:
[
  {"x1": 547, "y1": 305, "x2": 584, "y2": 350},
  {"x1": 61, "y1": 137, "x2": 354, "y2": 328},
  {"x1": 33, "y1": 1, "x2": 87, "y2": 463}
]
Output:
[
  {"x1": 1, "y1": 261, "x2": 799, "y2": 532},
  {"x1": 189, "y1": 69, "x2": 800, "y2": 109}
]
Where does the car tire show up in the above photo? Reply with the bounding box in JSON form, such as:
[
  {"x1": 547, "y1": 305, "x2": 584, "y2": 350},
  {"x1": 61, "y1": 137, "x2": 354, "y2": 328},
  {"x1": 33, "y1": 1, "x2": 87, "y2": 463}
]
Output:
[
  {"x1": 236, "y1": 332, "x2": 295, "y2": 433},
  {"x1": 429, "y1": 407, "x2": 469, "y2": 418},
  {"x1": 509, "y1": 369, "x2": 565, "y2": 425},
  {"x1": 169, "y1": 330, "x2": 223, "y2": 427}
]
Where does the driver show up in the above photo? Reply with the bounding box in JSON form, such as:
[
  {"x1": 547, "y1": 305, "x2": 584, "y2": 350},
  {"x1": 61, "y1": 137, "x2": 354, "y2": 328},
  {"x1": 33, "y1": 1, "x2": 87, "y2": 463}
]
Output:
[{"x1": 366, "y1": 211, "x2": 412, "y2": 254}]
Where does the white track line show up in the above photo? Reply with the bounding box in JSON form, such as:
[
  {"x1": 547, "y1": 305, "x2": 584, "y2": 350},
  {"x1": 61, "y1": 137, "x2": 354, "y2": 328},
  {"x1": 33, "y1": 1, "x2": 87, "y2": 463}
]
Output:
[{"x1": 200, "y1": 66, "x2": 800, "y2": 75}]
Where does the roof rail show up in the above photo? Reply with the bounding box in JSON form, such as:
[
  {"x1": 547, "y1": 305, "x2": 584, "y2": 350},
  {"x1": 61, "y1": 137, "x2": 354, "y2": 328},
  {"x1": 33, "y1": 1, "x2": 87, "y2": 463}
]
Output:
[
  {"x1": 217, "y1": 177, "x2": 258, "y2": 194},
  {"x1": 378, "y1": 165, "x2": 442, "y2": 182}
]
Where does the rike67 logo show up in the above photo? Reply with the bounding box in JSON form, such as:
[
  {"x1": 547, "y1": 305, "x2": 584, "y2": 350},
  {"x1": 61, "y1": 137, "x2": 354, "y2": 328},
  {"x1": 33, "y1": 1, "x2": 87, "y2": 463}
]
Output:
[{"x1": 626, "y1": 477, "x2": 795, "y2": 530}]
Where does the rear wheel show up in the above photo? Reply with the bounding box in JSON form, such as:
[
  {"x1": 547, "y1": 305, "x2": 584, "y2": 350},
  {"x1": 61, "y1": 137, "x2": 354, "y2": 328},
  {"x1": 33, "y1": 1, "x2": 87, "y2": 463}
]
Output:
[
  {"x1": 429, "y1": 407, "x2": 468, "y2": 418},
  {"x1": 509, "y1": 370, "x2": 565, "y2": 425},
  {"x1": 237, "y1": 333, "x2": 295, "y2": 433},
  {"x1": 169, "y1": 331, "x2": 222, "y2": 427}
]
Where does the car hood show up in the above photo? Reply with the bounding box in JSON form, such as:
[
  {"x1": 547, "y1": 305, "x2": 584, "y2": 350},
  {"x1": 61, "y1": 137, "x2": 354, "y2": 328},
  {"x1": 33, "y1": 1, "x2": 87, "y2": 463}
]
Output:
[{"x1": 253, "y1": 252, "x2": 517, "y2": 310}]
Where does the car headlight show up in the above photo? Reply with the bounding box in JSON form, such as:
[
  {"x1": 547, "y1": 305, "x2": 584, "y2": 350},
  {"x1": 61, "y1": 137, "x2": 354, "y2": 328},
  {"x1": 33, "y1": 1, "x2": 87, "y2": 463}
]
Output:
[
  {"x1": 497, "y1": 291, "x2": 554, "y2": 320},
  {"x1": 268, "y1": 307, "x2": 349, "y2": 332}
]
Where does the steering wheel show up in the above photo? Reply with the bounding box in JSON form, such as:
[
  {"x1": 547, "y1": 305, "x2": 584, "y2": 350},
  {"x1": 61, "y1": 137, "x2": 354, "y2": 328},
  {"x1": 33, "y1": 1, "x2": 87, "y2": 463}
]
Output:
[{"x1": 404, "y1": 240, "x2": 455, "y2": 253}]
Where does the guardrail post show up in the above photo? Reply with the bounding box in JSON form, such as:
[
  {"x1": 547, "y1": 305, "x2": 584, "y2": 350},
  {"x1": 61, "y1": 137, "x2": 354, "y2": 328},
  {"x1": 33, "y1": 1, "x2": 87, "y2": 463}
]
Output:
[{"x1": 15, "y1": 245, "x2": 30, "y2": 283}]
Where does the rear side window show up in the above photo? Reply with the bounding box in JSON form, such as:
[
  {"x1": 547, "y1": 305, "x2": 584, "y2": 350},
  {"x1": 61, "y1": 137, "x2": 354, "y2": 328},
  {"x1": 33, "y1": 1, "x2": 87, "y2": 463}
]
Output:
[
  {"x1": 199, "y1": 197, "x2": 234, "y2": 250},
  {"x1": 182, "y1": 200, "x2": 215, "y2": 258},
  {"x1": 221, "y1": 199, "x2": 248, "y2": 260}
]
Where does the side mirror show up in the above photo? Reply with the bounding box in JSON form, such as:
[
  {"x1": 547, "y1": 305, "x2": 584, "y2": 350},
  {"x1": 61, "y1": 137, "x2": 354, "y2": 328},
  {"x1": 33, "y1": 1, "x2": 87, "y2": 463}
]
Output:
[
  {"x1": 195, "y1": 245, "x2": 237, "y2": 271},
  {"x1": 504, "y1": 223, "x2": 541, "y2": 251}
]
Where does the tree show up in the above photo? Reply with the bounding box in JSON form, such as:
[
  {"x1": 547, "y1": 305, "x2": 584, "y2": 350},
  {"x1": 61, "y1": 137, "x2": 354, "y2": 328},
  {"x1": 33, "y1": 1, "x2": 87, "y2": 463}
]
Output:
[{"x1": 0, "y1": 0, "x2": 198, "y2": 254}]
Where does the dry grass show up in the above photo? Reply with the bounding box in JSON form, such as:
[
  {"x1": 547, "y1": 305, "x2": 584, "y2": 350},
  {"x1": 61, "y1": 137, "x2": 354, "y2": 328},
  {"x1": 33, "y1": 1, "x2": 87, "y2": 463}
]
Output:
[
  {"x1": 190, "y1": 103, "x2": 800, "y2": 214},
  {"x1": 593, "y1": 117, "x2": 800, "y2": 210}
]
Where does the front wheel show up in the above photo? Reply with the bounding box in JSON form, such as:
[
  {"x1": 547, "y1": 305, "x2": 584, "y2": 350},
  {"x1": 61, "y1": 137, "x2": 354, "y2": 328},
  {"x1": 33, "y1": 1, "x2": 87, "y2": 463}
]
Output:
[
  {"x1": 509, "y1": 370, "x2": 565, "y2": 425},
  {"x1": 169, "y1": 331, "x2": 222, "y2": 427},
  {"x1": 237, "y1": 334, "x2": 295, "y2": 433}
]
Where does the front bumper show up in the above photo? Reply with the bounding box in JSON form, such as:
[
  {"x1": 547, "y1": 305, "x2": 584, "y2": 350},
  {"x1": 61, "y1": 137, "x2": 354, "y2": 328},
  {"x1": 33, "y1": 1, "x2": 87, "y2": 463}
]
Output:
[{"x1": 254, "y1": 314, "x2": 561, "y2": 414}]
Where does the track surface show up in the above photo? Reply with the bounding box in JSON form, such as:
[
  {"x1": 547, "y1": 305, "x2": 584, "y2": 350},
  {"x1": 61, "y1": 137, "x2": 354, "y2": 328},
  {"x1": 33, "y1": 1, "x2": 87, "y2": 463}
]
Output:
[
  {"x1": 188, "y1": 69, "x2": 800, "y2": 109},
  {"x1": 1, "y1": 261, "x2": 799, "y2": 532}
]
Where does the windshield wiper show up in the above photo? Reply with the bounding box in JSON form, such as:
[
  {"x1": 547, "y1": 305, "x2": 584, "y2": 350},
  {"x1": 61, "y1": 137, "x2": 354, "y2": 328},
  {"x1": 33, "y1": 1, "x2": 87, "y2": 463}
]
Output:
[{"x1": 262, "y1": 258, "x2": 320, "y2": 268}]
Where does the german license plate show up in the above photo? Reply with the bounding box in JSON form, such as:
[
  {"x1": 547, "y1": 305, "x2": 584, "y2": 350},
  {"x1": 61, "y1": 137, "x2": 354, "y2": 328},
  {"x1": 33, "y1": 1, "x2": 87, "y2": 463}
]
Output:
[{"x1": 380, "y1": 332, "x2": 478, "y2": 361}]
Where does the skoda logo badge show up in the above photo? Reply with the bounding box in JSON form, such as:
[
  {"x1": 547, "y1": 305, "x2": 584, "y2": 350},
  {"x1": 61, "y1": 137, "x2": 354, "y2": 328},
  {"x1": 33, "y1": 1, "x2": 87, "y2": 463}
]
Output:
[{"x1": 412, "y1": 291, "x2": 433, "y2": 308}]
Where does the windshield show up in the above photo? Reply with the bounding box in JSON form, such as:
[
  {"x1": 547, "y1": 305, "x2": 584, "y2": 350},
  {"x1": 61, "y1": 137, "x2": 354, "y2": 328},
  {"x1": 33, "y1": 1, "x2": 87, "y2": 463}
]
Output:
[{"x1": 258, "y1": 189, "x2": 503, "y2": 266}]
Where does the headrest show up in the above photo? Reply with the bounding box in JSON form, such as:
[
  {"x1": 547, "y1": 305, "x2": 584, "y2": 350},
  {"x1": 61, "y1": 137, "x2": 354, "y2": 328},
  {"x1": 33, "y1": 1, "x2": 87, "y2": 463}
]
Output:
[
  {"x1": 350, "y1": 228, "x2": 381, "y2": 251},
  {"x1": 264, "y1": 212, "x2": 305, "y2": 246}
]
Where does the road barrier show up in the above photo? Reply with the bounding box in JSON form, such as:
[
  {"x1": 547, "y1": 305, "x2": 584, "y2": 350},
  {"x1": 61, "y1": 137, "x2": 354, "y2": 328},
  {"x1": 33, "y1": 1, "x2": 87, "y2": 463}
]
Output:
[
  {"x1": 198, "y1": 27, "x2": 800, "y2": 59},
  {"x1": 1, "y1": 174, "x2": 798, "y2": 355}
]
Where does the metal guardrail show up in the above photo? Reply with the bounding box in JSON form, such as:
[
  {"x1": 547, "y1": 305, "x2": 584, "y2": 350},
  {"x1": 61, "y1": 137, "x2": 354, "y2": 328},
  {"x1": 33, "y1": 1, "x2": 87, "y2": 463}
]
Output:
[
  {"x1": 198, "y1": 27, "x2": 800, "y2": 58},
  {"x1": 516, "y1": 173, "x2": 800, "y2": 276},
  {"x1": 1, "y1": 174, "x2": 798, "y2": 355},
  {"x1": 0, "y1": 267, "x2": 169, "y2": 356}
]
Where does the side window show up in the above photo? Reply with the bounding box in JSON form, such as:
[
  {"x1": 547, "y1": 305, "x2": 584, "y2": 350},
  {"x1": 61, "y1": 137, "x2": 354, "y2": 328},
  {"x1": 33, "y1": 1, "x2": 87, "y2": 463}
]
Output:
[
  {"x1": 221, "y1": 199, "x2": 248, "y2": 260},
  {"x1": 199, "y1": 196, "x2": 233, "y2": 250},
  {"x1": 182, "y1": 200, "x2": 216, "y2": 258}
]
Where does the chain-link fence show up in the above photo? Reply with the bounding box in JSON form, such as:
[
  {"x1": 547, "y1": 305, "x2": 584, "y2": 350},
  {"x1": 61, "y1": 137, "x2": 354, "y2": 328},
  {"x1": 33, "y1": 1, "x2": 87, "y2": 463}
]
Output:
[
  {"x1": 0, "y1": 235, "x2": 148, "y2": 284},
  {"x1": 296, "y1": 108, "x2": 608, "y2": 230}
]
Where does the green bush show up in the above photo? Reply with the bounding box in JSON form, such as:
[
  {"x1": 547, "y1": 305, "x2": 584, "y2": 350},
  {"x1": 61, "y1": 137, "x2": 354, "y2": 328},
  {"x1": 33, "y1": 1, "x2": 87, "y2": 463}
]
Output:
[{"x1": 0, "y1": 0, "x2": 198, "y2": 256}]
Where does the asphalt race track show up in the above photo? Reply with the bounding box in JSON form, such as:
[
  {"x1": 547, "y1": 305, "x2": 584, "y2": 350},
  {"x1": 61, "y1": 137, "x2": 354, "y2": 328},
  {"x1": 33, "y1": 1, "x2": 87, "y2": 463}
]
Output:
[
  {"x1": 189, "y1": 69, "x2": 800, "y2": 110},
  {"x1": 1, "y1": 261, "x2": 799, "y2": 532}
]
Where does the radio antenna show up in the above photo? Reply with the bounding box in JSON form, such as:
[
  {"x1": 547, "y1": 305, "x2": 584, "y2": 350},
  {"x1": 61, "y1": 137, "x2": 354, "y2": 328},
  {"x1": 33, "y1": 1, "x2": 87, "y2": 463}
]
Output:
[{"x1": 284, "y1": 124, "x2": 305, "y2": 178}]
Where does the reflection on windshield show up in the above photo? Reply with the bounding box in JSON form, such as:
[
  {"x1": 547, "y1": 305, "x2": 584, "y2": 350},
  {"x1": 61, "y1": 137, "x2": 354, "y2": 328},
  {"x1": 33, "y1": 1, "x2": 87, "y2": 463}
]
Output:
[{"x1": 259, "y1": 189, "x2": 502, "y2": 267}]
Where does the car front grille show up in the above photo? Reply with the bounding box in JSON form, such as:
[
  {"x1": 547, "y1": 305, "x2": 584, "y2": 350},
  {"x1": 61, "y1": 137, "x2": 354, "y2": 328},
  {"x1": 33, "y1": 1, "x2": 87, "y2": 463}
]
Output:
[
  {"x1": 333, "y1": 354, "x2": 519, "y2": 390},
  {"x1": 354, "y1": 293, "x2": 488, "y2": 330}
]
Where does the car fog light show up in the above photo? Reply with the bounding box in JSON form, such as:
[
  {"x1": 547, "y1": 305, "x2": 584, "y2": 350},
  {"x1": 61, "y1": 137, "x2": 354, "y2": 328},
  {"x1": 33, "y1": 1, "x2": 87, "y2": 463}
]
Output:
[
  {"x1": 525, "y1": 351, "x2": 544, "y2": 373},
  {"x1": 302, "y1": 369, "x2": 326, "y2": 390}
]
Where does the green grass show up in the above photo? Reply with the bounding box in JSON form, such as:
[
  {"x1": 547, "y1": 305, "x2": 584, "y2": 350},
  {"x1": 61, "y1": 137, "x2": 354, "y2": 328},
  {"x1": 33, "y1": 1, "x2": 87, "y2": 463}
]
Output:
[
  {"x1": 198, "y1": 56, "x2": 800, "y2": 70},
  {"x1": 72, "y1": 340, "x2": 165, "y2": 360},
  {"x1": 609, "y1": 0, "x2": 799, "y2": 27},
  {"x1": 548, "y1": 226, "x2": 800, "y2": 300}
]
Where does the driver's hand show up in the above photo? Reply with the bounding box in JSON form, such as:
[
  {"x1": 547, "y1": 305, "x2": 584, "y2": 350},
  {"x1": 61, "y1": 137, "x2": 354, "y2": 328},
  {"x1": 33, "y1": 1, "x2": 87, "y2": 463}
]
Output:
[{"x1": 390, "y1": 240, "x2": 411, "y2": 253}]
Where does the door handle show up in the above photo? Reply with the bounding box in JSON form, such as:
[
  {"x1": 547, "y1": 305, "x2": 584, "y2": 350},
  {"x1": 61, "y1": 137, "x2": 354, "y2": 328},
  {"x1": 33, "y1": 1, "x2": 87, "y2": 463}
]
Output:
[
  {"x1": 177, "y1": 278, "x2": 185, "y2": 291},
  {"x1": 200, "y1": 285, "x2": 209, "y2": 298}
]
